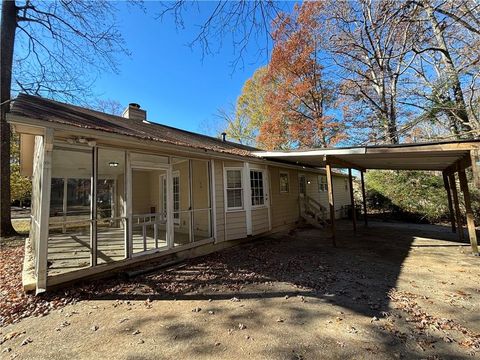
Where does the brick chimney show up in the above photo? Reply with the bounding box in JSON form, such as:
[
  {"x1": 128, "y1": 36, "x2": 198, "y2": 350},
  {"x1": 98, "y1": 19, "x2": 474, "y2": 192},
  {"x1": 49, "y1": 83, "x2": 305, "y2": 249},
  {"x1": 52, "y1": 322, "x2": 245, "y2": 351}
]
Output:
[{"x1": 122, "y1": 103, "x2": 146, "y2": 122}]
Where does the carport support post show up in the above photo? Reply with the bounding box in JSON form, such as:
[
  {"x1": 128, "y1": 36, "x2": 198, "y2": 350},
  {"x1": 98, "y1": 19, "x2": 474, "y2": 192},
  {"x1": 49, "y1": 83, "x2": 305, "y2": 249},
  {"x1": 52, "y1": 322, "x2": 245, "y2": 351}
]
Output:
[
  {"x1": 360, "y1": 171, "x2": 368, "y2": 227},
  {"x1": 442, "y1": 171, "x2": 456, "y2": 233},
  {"x1": 325, "y1": 163, "x2": 337, "y2": 247},
  {"x1": 448, "y1": 173, "x2": 464, "y2": 242},
  {"x1": 348, "y1": 168, "x2": 356, "y2": 232},
  {"x1": 458, "y1": 169, "x2": 479, "y2": 255}
]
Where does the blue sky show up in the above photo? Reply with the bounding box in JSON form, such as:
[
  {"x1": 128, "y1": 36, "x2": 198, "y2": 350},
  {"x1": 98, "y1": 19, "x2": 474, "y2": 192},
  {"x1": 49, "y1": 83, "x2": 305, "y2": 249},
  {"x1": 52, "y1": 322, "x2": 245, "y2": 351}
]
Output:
[{"x1": 93, "y1": 2, "x2": 273, "y2": 135}]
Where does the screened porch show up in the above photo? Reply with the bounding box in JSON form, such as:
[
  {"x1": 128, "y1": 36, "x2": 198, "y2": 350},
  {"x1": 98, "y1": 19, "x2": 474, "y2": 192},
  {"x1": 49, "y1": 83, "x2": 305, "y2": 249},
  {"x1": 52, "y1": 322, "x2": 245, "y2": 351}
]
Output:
[{"x1": 40, "y1": 143, "x2": 214, "y2": 277}]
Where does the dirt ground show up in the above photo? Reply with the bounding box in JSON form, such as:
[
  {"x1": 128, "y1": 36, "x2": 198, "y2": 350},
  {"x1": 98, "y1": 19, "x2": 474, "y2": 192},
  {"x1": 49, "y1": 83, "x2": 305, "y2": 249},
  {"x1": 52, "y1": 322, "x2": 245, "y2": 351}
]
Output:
[{"x1": 1, "y1": 220, "x2": 479, "y2": 360}]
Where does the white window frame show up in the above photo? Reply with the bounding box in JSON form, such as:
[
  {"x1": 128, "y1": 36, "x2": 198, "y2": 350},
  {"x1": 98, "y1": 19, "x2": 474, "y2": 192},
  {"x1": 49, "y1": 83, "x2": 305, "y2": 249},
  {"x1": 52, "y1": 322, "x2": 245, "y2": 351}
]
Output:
[
  {"x1": 279, "y1": 171, "x2": 289, "y2": 193},
  {"x1": 250, "y1": 169, "x2": 266, "y2": 208},
  {"x1": 172, "y1": 171, "x2": 180, "y2": 225},
  {"x1": 224, "y1": 167, "x2": 244, "y2": 211},
  {"x1": 318, "y1": 175, "x2": 328, "y2": 192}
]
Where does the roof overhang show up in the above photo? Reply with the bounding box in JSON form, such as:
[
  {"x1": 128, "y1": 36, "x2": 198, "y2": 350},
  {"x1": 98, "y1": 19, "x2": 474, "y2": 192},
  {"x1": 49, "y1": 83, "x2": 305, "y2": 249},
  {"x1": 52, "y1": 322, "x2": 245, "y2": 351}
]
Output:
[{"x1": 253, "y1": 141, "x2": 480, "y2": 172}]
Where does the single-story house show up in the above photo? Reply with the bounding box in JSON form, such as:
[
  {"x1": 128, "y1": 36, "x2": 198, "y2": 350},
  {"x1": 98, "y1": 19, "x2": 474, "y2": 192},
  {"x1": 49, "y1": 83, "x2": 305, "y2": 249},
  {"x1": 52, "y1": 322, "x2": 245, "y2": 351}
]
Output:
[
  {"x1": 9, "y1": 95, "x2": 480, "y2": 294},
  {"x1": 9, "y1": 94, "x2": 353, "y2": 293}
]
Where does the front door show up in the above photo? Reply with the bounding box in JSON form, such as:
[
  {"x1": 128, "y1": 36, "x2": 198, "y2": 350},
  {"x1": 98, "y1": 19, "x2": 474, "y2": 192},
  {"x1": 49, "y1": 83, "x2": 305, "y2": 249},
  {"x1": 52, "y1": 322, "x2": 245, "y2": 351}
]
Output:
[{"x1": 299, "y1": 174, "x2": 306, "y2": 198}]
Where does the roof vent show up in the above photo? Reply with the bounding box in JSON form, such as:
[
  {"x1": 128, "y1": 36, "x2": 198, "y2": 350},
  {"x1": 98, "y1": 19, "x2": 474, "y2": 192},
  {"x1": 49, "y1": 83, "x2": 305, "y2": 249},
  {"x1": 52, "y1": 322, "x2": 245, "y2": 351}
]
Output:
[
  {"x1": 122, "y1": 103, "x2": 146, "y2": 122},
  {"x1": 221, "y1": 132, "x2": 227, "y2": 142}
]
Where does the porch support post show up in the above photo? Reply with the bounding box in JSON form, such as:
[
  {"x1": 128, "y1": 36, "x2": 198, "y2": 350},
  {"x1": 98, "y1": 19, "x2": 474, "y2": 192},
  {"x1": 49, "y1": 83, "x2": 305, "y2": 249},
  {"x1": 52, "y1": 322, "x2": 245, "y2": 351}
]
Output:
[
  {"x1": 458, "y1": 169, "x2": 479, "y2": 255},
  {"x1": 62, "y1": 177, "x2": 67, "y2": 233},
  {"x1": 90, "y1": 147, "x2": 98, "y2": 267},
  {"x1": 325, "y1": 162, "x2": 336, "y2": 247},
  {"x1": 360, "y1": 171, "x2": 368, "y2": 227},
  {"x1": 448, "y1": 172, "x2": 464, "y2": 242},
  {"x1": 348, "y1": 168, "x2": 356, "y2": 232},
  {"x1": 126, "y1": 151, "x2": 133, "y2": 257},
  {"x1": 442, "y1": 171, "x2": 456, "y2": 233},
  {"x1": 37, "y1": 128, "x2": 54, "y2": 294},
  {"x1": 471, "y1": 149, "x2": 480, "y2": 188}
]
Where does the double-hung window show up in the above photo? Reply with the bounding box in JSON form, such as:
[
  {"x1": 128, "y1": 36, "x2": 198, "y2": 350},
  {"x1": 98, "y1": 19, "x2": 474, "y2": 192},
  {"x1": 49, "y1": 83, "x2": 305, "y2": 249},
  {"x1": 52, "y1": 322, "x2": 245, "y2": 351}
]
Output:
[
  {"x1": 250, "y1": 170, "x2": 265, "y2": 206},
  {"x1": 226, "y1": 169, "x2": 243, "y2": 210},
  {"x1": 173, "y1": 173, "x2": 180, "y2": 224},
  {"x1": 318, "y1": 175, "x2": 328, "y2": 192}
]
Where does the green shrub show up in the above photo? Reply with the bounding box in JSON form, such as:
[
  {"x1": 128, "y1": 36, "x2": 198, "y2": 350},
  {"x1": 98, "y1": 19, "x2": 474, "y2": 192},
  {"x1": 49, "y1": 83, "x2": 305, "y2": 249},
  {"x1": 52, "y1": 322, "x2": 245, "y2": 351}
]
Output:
[{"x1": 365, "y1": 170, "x2": 449, "y2": 223}]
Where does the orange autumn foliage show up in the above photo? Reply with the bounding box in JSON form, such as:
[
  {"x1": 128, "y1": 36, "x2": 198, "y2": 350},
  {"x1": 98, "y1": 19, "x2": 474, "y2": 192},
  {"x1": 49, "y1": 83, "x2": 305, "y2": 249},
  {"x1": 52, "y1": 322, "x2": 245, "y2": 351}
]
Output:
[{"x1": 258, "y1": 2, "x2": 346, "y2": 150}]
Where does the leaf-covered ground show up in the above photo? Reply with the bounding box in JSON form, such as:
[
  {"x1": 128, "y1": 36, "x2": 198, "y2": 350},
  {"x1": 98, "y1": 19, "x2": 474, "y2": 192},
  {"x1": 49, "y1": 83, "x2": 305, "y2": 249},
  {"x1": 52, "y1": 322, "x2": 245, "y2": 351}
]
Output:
[{"x1": 1, "y1": 221, "x2": 479, "y2": 359}]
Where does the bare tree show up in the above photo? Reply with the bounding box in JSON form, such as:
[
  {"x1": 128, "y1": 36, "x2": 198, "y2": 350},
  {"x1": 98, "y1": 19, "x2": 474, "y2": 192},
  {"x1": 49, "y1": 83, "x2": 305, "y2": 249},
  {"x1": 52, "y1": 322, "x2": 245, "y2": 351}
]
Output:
[
  {"x1": 0, "y1": 0, "x2": 126, "y2": 237},
  {"x1": 323, "y1": 0, "x2": 417, "y2": 144},
  {"x1": 407, "y1": 0, "x2": 480, "y2": 139},
  {"x1": 91, "y1": 98, "x2": 124, "y2": 116},
  {"x1": 157, "y1": 1, "x2": 287, "y2": 70}
]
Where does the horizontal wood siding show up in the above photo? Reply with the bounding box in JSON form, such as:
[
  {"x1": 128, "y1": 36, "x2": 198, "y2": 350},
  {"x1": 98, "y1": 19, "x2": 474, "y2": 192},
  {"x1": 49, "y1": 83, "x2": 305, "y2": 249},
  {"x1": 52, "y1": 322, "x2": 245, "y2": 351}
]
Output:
[
  {"x1": 226, "y1": 211, "x2": 247, "y2": 240},
  {"x1": 269, "y1": 166, "x2": 300, "y2": 231},
  {"x1": 304, "y1": 172, "x2": 350, "y2": 219},
  {"x1": 214, "y1": 160, "x2": 225, "y2": 242},
  {"x1": 252, "y1": 207, "x2": 269, "y2": 235}
]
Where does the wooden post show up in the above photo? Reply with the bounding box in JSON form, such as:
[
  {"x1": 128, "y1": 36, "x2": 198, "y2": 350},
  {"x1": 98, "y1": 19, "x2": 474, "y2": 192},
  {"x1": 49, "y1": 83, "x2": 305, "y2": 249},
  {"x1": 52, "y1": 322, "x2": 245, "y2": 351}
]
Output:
[
  {"x1": 471, "y1": 149, "x2": 480, "y2": 188},
  {"x1": 360, "y1": 171, "x2": 368, "y2": 227},
  {"x1": 348, "y1": 168, "x2": 356, "y2": 232},
  {"x1": 458, "y1": 169, "x2": 479, "y2": 255},
  {"x1": 448, "y1": 173, "x2": 464, "y2": 242},
  {"x1": 325, "y1": 163, "x2": 336, "y2": 247},
  {"x1": 442, "y1": 171, "x2": 456, "y2": 233}
]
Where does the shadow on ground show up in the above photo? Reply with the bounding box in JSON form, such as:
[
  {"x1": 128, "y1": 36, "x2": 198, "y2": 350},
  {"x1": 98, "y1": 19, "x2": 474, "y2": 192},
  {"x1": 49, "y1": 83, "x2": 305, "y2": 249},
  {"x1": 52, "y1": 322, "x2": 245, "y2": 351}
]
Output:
[{"x1": 48, "y1": 220, "x2": 474, "y2": 318}]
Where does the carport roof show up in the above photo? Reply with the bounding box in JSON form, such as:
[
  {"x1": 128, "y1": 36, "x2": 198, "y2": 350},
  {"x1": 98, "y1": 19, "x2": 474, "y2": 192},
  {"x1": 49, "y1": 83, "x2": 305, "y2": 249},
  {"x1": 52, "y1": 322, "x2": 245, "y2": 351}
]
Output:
[{"x1": 252, "y1": 140, "x2": 480, "y2": 171}]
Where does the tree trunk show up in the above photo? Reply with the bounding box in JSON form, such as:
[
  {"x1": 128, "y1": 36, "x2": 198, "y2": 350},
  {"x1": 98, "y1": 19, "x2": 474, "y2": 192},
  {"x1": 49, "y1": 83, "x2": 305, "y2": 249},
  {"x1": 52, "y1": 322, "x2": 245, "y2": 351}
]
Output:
[
  {"x1": 0, "y1": 0, "x2": 18, "y2": 237},
  {"x1": 424, "y1": 2, "x2": 473, "y2": 138}
]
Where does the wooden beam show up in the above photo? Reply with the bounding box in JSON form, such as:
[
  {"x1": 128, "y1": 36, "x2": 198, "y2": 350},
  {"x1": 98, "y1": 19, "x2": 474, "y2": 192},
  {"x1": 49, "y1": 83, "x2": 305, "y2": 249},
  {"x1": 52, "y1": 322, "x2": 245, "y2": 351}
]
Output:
[
  {"x1": 448, "y1": 173, "x2": 464, "y2": 242},
  {"x1": 348, "y1": 168, "x2": 356, "y2": 232},
  {"x1": 325, "y1": 163, "x2": 337, "y2": 247},
  {"x1": 458, "y1": 169, "x2": 479, "y2": 255},
  {"x1": 324, "y1": 155, "x2": 365, "y2": 171},
  {"x1": 360, "y1": 171, "x2": 368, "y2": 227},
  {"x1": 442, "y1": 171, "x2": 456, "y2": 233},
  {"x1": 444, "y1": 155, "x2": 472, "y2": 175}
]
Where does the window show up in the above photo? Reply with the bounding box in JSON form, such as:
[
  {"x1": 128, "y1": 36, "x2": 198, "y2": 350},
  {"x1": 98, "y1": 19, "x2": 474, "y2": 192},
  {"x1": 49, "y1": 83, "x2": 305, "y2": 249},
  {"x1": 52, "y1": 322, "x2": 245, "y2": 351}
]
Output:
[
  {"x1": 318, "y1": 175, "x2": 328, "y2": 192},
  {"x1": 226, "y1": 169, "x2": 243, "y2": 209},
  {"x1": 250, "y1": 170, "x2": 265, "y2": 206},
  {"x1": 173, "y1": 173, "x2": 180, "y2": 224},
  {"x1": 279, "y1": 172, "x2": 289, "y2": 193}
]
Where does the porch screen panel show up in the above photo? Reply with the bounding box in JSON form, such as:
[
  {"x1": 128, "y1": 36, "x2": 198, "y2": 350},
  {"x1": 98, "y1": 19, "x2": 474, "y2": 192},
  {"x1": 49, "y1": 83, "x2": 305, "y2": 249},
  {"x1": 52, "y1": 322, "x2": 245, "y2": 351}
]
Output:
[
  {"x1": 96, "y1": 148, "x2": 127, "y2": 264},
  {"x1": 191, "y1": 159, "x2": 212, "y2": 242},
  {"x1": 172, "y1": 157, "x2": 191, "y2": 246},
  {"x1": 48, "y1": 146, "x2": 92, "y2": 276}
]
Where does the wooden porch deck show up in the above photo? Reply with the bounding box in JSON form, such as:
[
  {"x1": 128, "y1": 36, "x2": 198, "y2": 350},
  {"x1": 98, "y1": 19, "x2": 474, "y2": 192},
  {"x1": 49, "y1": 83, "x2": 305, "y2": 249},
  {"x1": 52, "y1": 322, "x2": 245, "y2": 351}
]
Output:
[{"x1": 47, "y1": 228, "x2": 190, "y2": 276}]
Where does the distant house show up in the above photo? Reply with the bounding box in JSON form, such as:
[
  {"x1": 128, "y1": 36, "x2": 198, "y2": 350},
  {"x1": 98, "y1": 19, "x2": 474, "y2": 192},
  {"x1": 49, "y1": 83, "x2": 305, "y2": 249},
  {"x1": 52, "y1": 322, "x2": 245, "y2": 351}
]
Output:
[{"x1": 9, "y1": 94, "x2": 352, "y2": 293}]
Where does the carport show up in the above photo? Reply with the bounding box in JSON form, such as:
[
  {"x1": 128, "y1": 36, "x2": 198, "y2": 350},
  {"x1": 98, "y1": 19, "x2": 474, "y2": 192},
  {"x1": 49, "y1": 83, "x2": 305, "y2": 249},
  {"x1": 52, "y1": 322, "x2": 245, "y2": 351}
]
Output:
[{"x1": 253, "y1": 140, "x2": 480, "y2": 255}]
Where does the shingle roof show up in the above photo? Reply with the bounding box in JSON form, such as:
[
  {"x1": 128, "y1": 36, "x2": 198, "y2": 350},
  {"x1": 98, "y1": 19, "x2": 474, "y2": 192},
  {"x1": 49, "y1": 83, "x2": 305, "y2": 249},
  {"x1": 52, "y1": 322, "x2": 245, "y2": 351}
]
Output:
[{"x1": 10, "y1": 93, "x2": 259, "y2": 157}]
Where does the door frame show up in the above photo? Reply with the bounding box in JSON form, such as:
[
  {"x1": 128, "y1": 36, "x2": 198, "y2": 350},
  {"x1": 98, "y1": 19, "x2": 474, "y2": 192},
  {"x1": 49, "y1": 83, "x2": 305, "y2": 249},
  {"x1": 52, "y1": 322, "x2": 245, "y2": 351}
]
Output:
[{"x1": 128, "y1": 161, "x2": 173, "y2": 256}]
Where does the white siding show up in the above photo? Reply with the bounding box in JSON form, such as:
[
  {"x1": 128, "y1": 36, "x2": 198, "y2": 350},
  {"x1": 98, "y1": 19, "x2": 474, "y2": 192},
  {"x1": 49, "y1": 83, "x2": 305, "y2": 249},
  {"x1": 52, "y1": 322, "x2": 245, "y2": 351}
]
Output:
[
  {"x1": 252, "y1": 207, "x2": 269, "y2": 235},
  {"x1": 225, "y1": 211, "x2": 247, "y2": 240}
]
